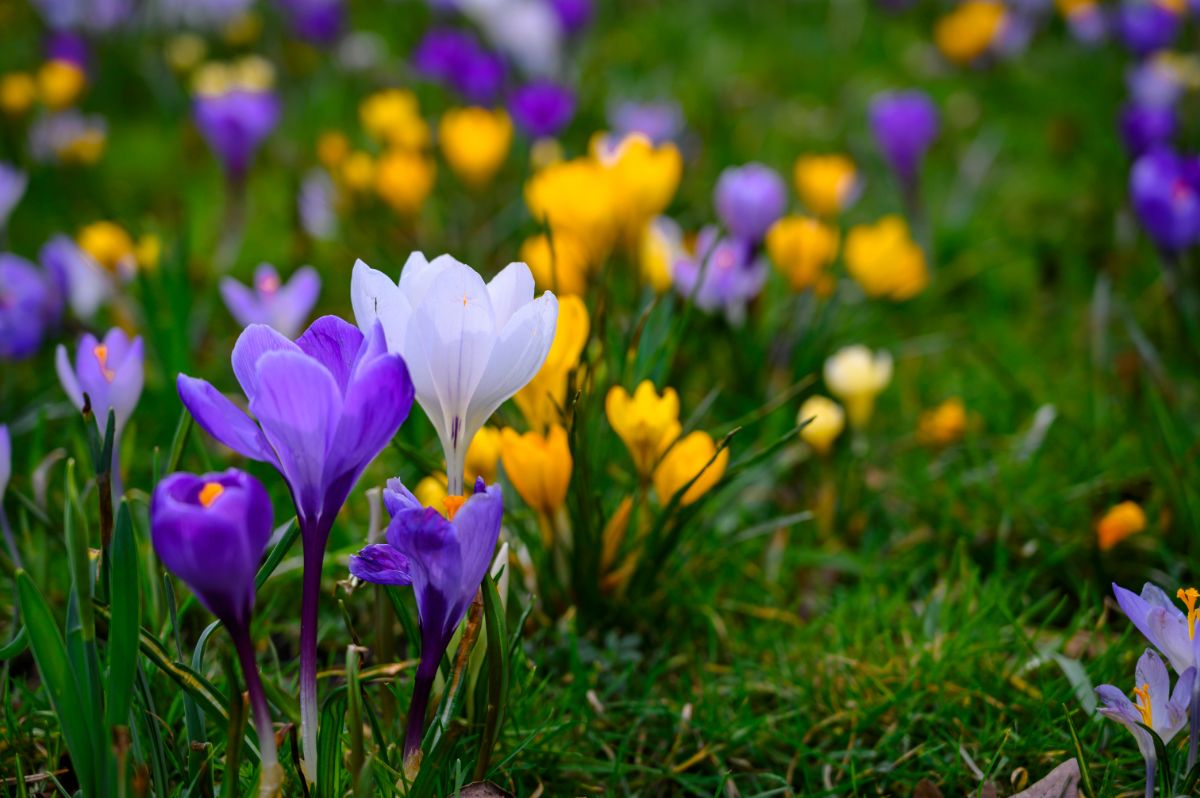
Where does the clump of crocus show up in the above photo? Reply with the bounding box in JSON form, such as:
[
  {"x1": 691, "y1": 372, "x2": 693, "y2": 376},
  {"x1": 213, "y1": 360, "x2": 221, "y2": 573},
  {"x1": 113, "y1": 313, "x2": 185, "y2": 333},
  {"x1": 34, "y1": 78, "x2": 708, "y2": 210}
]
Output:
[
  {"x1": 934, "y1": 0, "x2": 1006, "y2": 65},
  {"x1": 1113, "y1": 581, "x2": 1200, "y2": 768},
  {"x1": 1096, "y1": 649, "x2": 1193, "y2": 793},
  {"x1": 151, "y1": 469, "x2": 282, "y2": 793},
  {"x1": 1097, "y1": 501, "x2": 1147, "y2": 550},
  {"x1": 56, "y1": 328, "x2": 144, "y2": 497},
  {"x1": 671, "y1": 227, "x2": 769, "y2": 325},
  {"x1": 192, "y1": 56, "x2": 281, "y2": 184},
  {"x1": 349, "y1": 477, "x2": 504, "y2": 776},
  {"x1": 823, "y1": 346, "x2": 893, "y2": 429},
  {"x1": 606, "y1": 381, "x2": 682, "y2": 480},
  {"x1": 869, "y1": 91, "x2": 939, "y2": 206},
  {"x1": 411, "y1": 28, "x2": 506, "y2": 105},
  {"x1": 439, "y1": 107, "x2": 513, "y2": 188},
  {"x1": 766, "y1": 215, "x2": 839, "y2": 294},
  {"x1": 592, "y1": 132, "x2": 683, "y2": 247},
  {"x1": 515, "y1": 294, "x2": 590, "y2": 431},
  {"x1": 797, "y1": 395, "x2": 845, "y2": 456},
  {"x1": 792, "y1": 155, "x2": 860, "y2": 218},
  {"x1": 0, "y1": 253, "x2": 61, "y2": 360},
  {"x1": 713, "y1": 162, "x2": 787, "y2": 243},
  {"x1": 177, "y1": 316, "x2": 414, "y2": 783},
  {"x1": 1120, "y1": 102, "x2": 1176, "y2": 156},
  {"x1": 509, "y1": 81, "x2": 576, "y2": 140},
  {"x1": 916, "y1": 398, "x2": 967, "y2": 448},
  {"x1": 1129, "y1": 148, "x2": 1200, "y2": 254},
  {"x1": 351, "y1": 254, "x2": 558, "y2": 496},
  {"x1": 500, "y1": 425, "x2": 573, "y2": 518},
  {"x1": 220, "y1": 263, "x2": 320, "y2": 338},
  {"x1": 844, "y1": 216, "x2": 928, "y2": 301}
]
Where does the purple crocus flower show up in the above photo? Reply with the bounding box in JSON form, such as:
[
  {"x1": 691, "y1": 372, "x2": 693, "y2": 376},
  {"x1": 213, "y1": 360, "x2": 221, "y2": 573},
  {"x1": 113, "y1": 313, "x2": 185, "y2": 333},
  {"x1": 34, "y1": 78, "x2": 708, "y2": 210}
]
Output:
[
  {"x1": 1129, "y1": 149, "x2": 1200, "y2": 253},
  {"x1": 220, "y1": 263, "x2": 320, "y2": 339},
  {"x1": 412, "y1": 28, "x2": 506, "y2": 104},
  {"x1": 671, "y1": 226, "x2": 769, "y2": 326},
  {"x1": 609, "y1": 100, "x2": 684, "y2": 145},
  {"x1": 1120, "y1": 103, "x2": 1176, "y2": 156},
  {"x1": 0, "y1": 163, "x2": 28, "y2": 234},
  {"x1": 1114, "y1": 1, "x2": 1180, "y2": 58},
  {"x1": 193, "y1": 88, "x2": 281, "y2": 183},
  {"x1": 1127, "y1": 59, "x2": 1181, "y2": 108},
  {"x1": 277, "y1": 0, "x2": 343, "y2": 45},
  {"x1": 869, "y1": 90, "x2": 940, "y2": 194},
  {"x1": 55, "y1": 328, "x2": 144, "y2": 498},
  {"x1": 32, "y1": 0, "x2": 133, "y2": 32},
  {"x1": 1065, "y1": 3, "x2": 1109, "y2": 45},
  {"x1": 508, "y1": 81, "x2": 575, "y2": 139},
  {"x1": 1096, "y1": 648, "x2": 1193, "y2": 786},
  {"x1": 177, "y1": 315, "x2": 414, "y2": 783},
  {"x1": 46, "y1": 31, "x2": 88, "y2": 69},
  {"x1": 1114, "y1": 581, "x2": 1200, "y2": 768},
  {"x1": 0, "y1": 254, "x2": 59, "y2": 360},
  {"x1": 151, "y1": 469, "x2": 282, "y2": 786},
  {"x1": 713, "y1": 163, "x2": 787, "y2": 243},
  {"x1": 549, "y1": 0, "x2": 592, "y2": 33},
  {"x1": 350, "y1": 476, "x2": 503, "y2": 773}
]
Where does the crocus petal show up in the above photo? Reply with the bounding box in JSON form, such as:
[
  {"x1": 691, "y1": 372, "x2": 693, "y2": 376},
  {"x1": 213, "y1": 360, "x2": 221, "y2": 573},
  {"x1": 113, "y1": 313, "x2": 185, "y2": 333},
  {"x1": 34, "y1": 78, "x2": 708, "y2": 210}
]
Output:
[
  {"x1": 177, "y1": 375, "x2": 277, "y2": 463},
  {"x1": 351, "y1": 259, "x2": 411, "y2": 353},
  {"x1": 1137, "y1": 649, "x2": 1171, "y2": 735},
  {"x1": 450, "y1": 481, "x2": 504, "y2": 601},
  {"x1": 349, "y1": 543, "x2": 413, "y2": 585},
  {"x1": 1147, "y1": 606, "x2": 1194, "y2": 673},
  {"x1": 486, "y1": 262, "x2": 536, "y2": 329},
  {"x1": 0, "y1": 424, "x2": 10, "y2": 500},
  {"x1": 278, "y1": 266, "x2": 321, "y2": 337},
  {"x1": 388, "y1": 506, "x2": 464, "y2": 638},
  {"x1": 296, "y1": 315, "x2": 365, "y2": 395},
  {"x1": 467, "y1": 292, "x2": 558, "y2": 435},
  {"x1": 1141, "y1": 582, "x2": 1181, "y2": 613},
  {"x1": 56, "y1": 344, "x2": 84, "y2": 409},
  {"x1": 328, "y1": 351, "x2": 413, "y2": 484},
  {"x1": 108, "y1": 336, "x2": 144, "y2": 430},
  {"x1": 383, "y1": 477, "x2": 422, "y2": 515},
  {"x1": 397, "y1": 252, "x2": 455, "y2": 308},
  {"x1": 249, "y1": 351, "x2": 343, "y2": 521},
  {"x1": 232, "y1": 324, "x2": 301, "y2": 402},
  {"x1": 220, "y1": 277, "x2": 264, "y2": 328}
]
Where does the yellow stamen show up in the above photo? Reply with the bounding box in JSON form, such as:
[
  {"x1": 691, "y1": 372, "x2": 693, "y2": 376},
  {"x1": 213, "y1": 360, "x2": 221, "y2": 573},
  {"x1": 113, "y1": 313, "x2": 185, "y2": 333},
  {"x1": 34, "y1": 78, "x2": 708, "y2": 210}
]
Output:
[
  {"x1": 1178, "y1": 587, "x2": 1200, "y2": 640},
  {"x1": 442, "y1": 495, "x2": 466, "y2": 520},
  {"x1": 93, "y1": 344, "x2": 115, "y2": 382},
  {"x1": 198, "y1": 482, "x2": 225, "y2": 508},
  {"x1": 1133, "y1": 682, "x2": 1153, "y2": 727}
]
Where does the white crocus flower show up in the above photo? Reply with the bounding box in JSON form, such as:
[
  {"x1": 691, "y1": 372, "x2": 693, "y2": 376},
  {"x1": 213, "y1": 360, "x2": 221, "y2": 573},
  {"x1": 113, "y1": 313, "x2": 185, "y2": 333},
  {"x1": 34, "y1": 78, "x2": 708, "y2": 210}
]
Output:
[
  {"x1": 352, "y1": 253, "x2": 558, "y2": 494},
  {"x1": 823, "y1": 345, "x2": 893, "y2": 429}
]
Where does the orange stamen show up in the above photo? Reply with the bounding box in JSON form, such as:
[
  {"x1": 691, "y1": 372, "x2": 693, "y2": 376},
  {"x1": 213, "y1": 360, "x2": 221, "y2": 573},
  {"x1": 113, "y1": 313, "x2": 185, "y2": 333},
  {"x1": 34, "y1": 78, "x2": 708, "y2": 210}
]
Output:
[
  {"x1": 1133, "y1": 682, "x2": 1153, "y2": 727},
  {"x1": 1178, "y1": 587, "x2": 1200, "y2": 640},
  {"x1": 198, "y1": 482, "x2": 225, "y2": 508},
  {"x1": 442, "y1": 495, "x2": 467, "y2": 520},
  {"x1": 93, "y1": 344, "x2": 115, "y2": 382}
]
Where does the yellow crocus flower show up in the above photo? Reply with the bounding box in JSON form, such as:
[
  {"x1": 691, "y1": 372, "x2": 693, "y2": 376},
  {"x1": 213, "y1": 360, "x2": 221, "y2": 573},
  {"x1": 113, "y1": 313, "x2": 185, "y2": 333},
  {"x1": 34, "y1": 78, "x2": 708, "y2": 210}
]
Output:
[
  {"x1": 516, "y1": 295, "x2": 589, "y2": 431},
  {"x1": 844, "y1": 216, "x2": 928, "y2": 301},
  {"x1": 606, "y1": 381, "x2": 681, "y2": 478},
  {"x1": 766, "y1": 215, "x2": 840, "y2": 293},
  {"x1": 0, "y1": 73, "x2": 37, "y2": 115},
  {"x1": 78, "y1": 222, "x2": 135, "y2": 274},
  {"x1": 525, "y1": 157, "x2": 620, "y2": 265},
  {"x1": 499, "y1": 425, "x2": 573, "y2": 516},
  {"x1": 824, "y1": 345, "x2": 893, "y2": 429},
  {"x1": 797, "y1": 395, "x2": 845, "y2": 456},
  {"x1": 935, "y1": 0, "x2": 1006, "y2": 65},
  {"x1": 520, "y1": 232, "x2": 591, "y2": 297},
  {"x1": 591, "y1": 132, "x2": 682, "y2": 246},
  {"x1": 916, "y1": 398, "x2": 968, "y2": 448},
  {"x1": 793, "y1": 155, "x2": 859, "y2": 217},
  {"x1": 38, "y1": 60, "x2": 86, "y2": 110},
  {"x1": 360, "y1": 89, "x2": 430, "y2": 150},
  {"x1": 465, "y1": 427, "x2": 503, "y2": 486},
  {"x1": 653, "y1": 431, "x2": 728, "y2": 506},
  {"x1": 438, "y1": 107, "x2": 512, "y2": 188},
  {"x1": 375, "y1": 149, "x2": 436, "y2": 216}
]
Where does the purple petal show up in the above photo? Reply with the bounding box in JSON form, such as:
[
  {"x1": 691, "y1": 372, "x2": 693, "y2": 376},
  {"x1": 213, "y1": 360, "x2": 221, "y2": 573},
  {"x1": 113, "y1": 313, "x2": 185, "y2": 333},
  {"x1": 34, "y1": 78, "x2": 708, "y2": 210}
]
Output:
[
  {"x1": 349, "y1": 543, "x2": 413, "y2": 586},
  {"x1": 383, "y1": 478, "x2": 422, "y2": 516},
  {"x1": 177, "y1": 374, "x2": 277, "y2": 463},
  {"x1": 296, "y1": 315, "x2": 364, "y2": 395},
  {"x1": 328, "y1": 352, "x2": 412, "y2": 483},
  {"x1": 56, "y1": 343, "x2": 84, "y2": 409},
  {"x1": 220, "y1": 276, "x2": 265, "y2": 328},
  {"x1": 450, "y1": 481, "x2": 503, "y2": 602},
  {"x1": 278, "y1": 266, "x2": 321, "y2": 338},
  {"x1": 232, "y1": 324, "x2": 300, "y2": 402}
]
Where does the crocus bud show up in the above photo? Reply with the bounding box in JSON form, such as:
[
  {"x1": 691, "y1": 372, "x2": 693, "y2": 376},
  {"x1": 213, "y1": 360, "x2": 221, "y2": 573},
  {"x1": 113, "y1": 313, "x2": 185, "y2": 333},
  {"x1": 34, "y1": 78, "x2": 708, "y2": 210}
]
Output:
[
  {"x1": 869, "y1": 91, "x2": 939, "y2": 192},
  {"x1": 499, "y1": 425, "x2": 572, "y2": 516},
  {"x1": 793, "y1": 155, "x2": 860, "y2": 218},
  {"x1": 766, "y1": 215, "x2": 840, "y2": 293},
  {"x1": 653, "y1": 431, "x2": 728, "y2": 506},
  {"x1": 151, "y1": 469, "x2": 273, "y2": 630},
  {"x1": 713, "y1": 163, "x2": 787, "y2": 243},
  {"x1": 797, "y1": 395, "x2": 845, "y2": 456},
  {"x1": 844, "y1": 216, "x2": 928, "y2": 301},
  {"x1": 1097, "y1": 501, "x2": 1147, "y2": 550},
  {"x1": 823, "y1": 346, "x2": 893, "y2": 429}
]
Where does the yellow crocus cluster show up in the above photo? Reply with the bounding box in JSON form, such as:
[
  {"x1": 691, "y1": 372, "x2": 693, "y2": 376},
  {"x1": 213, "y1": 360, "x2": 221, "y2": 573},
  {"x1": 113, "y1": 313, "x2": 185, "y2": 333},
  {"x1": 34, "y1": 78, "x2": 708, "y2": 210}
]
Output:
[
  {"x1": 935, "y1": 0, "x2": 1007, "y2": 65},
  {"x1": 606, "y1": 380, "x2": 727, "y2": 506},
  {"x1": 916, "y1": 398, "x2": 968, "y2": 448},
  {"x1": 766, "y1": 216, "x2": 839, "y2": 294},
  {"x1": 1, "y1": 57, "x2": 87, "y2": 117},
  {"x1": 360, "y1": 89, "x2": 430, "y2": 150},
  {"x1": 520, "y1": 232, "x2": 592, "y2": 296},
  {"x1": 352, "y1": 89, "x2": 437, "y2": 216},
  {"x1": 500, "y1": 425, "x2": 573, "y2": 516},
  {"x1": 439, "y1": 107, "x2": 512, "y2": 188},
  {"x1": 793, "y1": 155, "x2": 859, "y2": 218},
  {"x1": 1096, "y1": 501, "x2": 1147, "y2": 551},
  {"x1": 844, "y1": 216, "x2": 928, "y2": 301},
  {"x1": 515, "y1": 295, "x2": 590, "y2": 431}
]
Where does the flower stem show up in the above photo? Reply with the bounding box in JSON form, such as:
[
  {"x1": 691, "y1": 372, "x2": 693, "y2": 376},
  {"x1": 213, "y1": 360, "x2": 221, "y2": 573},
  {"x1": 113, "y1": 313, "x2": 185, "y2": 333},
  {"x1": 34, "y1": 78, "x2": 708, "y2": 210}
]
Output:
[
  {"x1": 0, "y1": 509, "x2": 22, "y2": 570},
  {"x1": 298, "y1": 535, "x2": 324, "y2": 786},
  {"x1": 232, "y1": 628, "x2": 277, "y2": 770},
  {"x1": 1190, "y1": 669, "x2": 1200, "y2": 771},
  {"x1": 403, "y1": 665, "x2": 436, "y2": 778},
  {"x1": 1145, "y1": 755, "x2": 1156, "y2": 798}
]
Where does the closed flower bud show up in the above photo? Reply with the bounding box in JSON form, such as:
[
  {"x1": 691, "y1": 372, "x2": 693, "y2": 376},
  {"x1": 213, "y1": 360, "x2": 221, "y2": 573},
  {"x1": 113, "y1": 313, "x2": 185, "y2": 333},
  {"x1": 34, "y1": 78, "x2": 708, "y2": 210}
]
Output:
[
  {"x1": 766, "y1": 215, "x2": 840, "y2": 293},
  {"x1": 606, "y1": 381, "x2": 681, "y2": 477},
  {"x1": 151, "y1": 469, "x2": 273, "y2": 629},
  {"x1": 845, "y1": 216, "x2": 928, "y2": 301},
  {"x1": 793, "y1": 155, "x2": 860, "y2": 217},
  {"x1": 653, "y1": 431, "x2": 728, "y2": 506},
  {"x1": 500, "y1": 425, "x2": 572, "y2": 515},
  {"x1": 797, "y1": 395, "x2": 845, "y2": 456},
  {"x1": 824, "y1": 345, "x2": 892, "y2": 428},
  {"x1": 439, "y1": 106, "x2": 512, "y2": 187}
]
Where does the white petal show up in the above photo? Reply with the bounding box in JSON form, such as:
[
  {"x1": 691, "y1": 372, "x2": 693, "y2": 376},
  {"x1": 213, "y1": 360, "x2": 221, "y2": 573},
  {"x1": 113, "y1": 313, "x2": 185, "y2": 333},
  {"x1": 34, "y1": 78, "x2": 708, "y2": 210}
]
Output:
[
  {"x1": 487, "y1": 262, "x2": 535, "y2": 329},
  {"x1": 56, "y1": 344, "x2": 84, "y2": 410},
  {"x1": 351, "y1": 259, "x2": 410, "y2": 352},
  {"x1": 467, "y1": 291, "x2": 558, "y2": 434},
  {"x1": 398, "y1": 251, "x2": 460, "y2": 308}
]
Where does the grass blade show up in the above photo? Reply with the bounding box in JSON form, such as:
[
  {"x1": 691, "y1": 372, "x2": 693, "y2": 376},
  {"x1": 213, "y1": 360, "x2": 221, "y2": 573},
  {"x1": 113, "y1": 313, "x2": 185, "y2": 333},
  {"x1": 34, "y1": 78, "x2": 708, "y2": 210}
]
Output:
[{"x1": 105, "y1": 501, "x2": 140, "y2": 732}]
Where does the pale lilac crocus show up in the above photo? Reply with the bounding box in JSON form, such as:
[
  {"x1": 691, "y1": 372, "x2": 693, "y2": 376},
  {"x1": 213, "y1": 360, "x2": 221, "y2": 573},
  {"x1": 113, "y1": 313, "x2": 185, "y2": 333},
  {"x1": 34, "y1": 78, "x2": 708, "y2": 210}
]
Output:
[
  {"x1": 350, "y1": 476, "x2": 503, "y2": 774},
  {"x1": 55, "y1": 328, "x2": 144, "y2": 498},
  {"x1": 671, "y1": 226, "x2": 768, "y2": 326},
  {"x1": 1114, "y1": 581, "x2": 1200, "y2": 768},
  {"x1": 151, "y1": 469, "x2": 282, "y2": 791},
  {"x1": 713, "y1": 163, "x2": 787, "y2": 243},
  {"x1": 0, "y1": 254, "x2": 60, "y2": 360},
  {"x1": 220, "y1": 263, "x2": 320, "y2": 338},
  {"x1": 0, "y1": 163, "x2": 28, "y2": 236},
  {"x1": 298, "y1": 168, "x2": 337, "y2": 241},
  {"x1": 1096, "y1": 648, "x2": 1194, "y2": 797},
  {"x1": 177, "y1": 316, "x2": 414, "y2": 783},
  {"x1": 609, "y1": 100, "x2": 684, "y2": 145},
  {"x1": 41, "y1": 234, "x2": 112, "y2": 320},
  {"x1": 351, "y1": 254, "x2": 558, "y2": 496}
]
